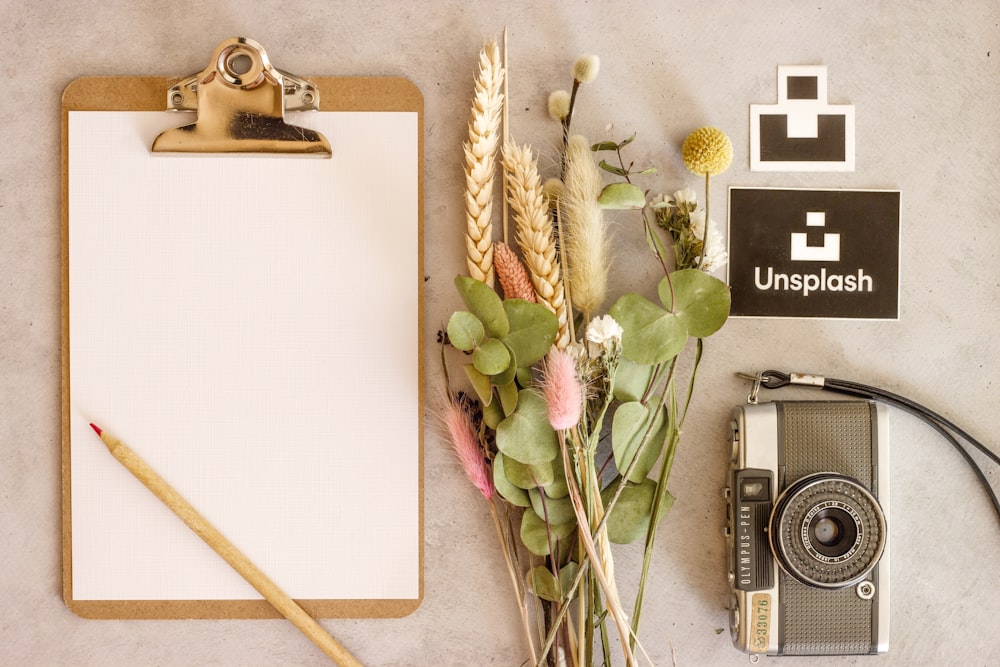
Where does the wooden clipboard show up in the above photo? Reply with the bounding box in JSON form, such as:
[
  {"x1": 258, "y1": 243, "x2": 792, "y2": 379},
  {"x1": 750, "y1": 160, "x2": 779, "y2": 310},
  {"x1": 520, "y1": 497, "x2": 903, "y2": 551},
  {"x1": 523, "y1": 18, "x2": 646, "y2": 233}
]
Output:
[{"x1": 61, "y1": 38, "x2": 424, "y2": 620}]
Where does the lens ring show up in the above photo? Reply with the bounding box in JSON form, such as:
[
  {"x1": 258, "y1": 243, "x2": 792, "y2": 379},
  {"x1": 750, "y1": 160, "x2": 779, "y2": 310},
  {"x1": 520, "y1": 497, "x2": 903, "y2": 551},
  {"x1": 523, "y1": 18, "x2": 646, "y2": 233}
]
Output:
[{"x1": 769, "y1": 473, "x2": 885, "y2": 588}]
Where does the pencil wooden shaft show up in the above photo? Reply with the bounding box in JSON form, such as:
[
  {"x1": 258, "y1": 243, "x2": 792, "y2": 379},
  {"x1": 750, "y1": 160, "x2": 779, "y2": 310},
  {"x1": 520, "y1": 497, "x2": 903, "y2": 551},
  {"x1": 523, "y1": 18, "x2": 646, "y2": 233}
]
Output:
[{"x1": 98, "y1": 430, "x2": 362, "y2": 667}]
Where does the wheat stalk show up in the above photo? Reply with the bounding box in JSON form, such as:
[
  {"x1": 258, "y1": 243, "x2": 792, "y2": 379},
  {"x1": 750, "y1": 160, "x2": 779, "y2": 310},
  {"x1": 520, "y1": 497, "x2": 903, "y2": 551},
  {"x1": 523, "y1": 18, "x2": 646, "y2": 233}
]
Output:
[
  {"x1": 562, "y1": 134, "x2": 609, "y2": 320},
  {"x1": 463, "y1": 39, "x2": 505, "y2": 286},
  {"x1": 502, "y1": 142, "x2": 571, "y2": 348}
]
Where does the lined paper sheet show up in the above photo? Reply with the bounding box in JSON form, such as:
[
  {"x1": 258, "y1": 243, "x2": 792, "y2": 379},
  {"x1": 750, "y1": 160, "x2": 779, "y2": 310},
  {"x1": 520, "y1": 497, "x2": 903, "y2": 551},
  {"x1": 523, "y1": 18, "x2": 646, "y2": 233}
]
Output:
[{"x1": 68, "y1": 110, "x2": 420, "y2": 602}]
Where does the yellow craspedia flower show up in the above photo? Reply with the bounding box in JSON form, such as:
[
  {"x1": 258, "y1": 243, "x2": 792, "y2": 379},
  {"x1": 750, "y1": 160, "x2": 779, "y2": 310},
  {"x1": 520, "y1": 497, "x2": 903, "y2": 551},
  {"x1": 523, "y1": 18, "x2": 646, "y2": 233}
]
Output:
[{"x1": 682, "y1": 127, "x2": 733, "y2": 176}]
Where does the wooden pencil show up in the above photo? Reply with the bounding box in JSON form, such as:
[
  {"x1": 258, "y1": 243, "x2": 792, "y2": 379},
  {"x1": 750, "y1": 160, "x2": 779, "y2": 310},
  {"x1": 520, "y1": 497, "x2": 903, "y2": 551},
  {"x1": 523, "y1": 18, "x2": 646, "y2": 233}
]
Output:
[{"x1": 89, "y1": 423, "x2": 363, "y2": 667}]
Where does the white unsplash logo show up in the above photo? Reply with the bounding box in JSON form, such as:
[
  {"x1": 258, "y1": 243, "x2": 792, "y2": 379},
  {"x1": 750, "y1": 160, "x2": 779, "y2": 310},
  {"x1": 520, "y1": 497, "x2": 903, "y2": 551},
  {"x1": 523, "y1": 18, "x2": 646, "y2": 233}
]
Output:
[
  {"x1": 755, "y1": 210, "x2": 874, "y2": 297},
  {"x1": 790, "y1": 211, "x2": 840, "y2": 261}
]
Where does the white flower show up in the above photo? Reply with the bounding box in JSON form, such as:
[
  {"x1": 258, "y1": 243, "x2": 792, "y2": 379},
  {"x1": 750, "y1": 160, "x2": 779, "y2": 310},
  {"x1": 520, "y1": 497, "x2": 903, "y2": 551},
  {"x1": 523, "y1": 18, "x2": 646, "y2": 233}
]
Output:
[
  {"x1": 671, "y1": 188, "x2": 698, "y2": 213},
  {"x1": 690, "y1": 212, "x2": 728, "y2": 272},
  {"x1": 586, "y1": 314, "x2": 623, "y2": 356}
]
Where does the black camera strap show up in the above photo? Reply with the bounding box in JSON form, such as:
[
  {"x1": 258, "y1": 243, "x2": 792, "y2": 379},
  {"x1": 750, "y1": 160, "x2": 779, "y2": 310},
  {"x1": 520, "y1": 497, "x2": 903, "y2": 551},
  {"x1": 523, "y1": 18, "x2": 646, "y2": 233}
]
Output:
[{"x1": 741, "y1": 370, "x2": 1000, "y2": 527}]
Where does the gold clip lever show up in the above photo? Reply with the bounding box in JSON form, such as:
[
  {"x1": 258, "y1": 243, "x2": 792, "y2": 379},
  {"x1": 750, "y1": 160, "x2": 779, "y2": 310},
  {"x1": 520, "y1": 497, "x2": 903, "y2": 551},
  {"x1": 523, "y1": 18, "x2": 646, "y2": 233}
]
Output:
[{"x1": 152, "y1": 37, "x2": 331, "y2": 156}]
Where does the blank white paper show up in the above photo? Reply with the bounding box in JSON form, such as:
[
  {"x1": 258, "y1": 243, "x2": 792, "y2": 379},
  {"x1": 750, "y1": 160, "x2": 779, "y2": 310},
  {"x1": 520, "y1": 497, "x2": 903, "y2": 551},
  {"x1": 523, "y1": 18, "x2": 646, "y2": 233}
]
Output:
[{"x1": 69, "y1": 110, "x2": 420, "y2": 601}]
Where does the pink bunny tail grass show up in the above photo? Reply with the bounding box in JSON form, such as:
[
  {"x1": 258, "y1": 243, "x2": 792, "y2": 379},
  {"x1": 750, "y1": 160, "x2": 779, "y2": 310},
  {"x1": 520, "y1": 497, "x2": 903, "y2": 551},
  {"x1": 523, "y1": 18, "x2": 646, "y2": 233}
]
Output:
[
  {"x1": 442, "y1": 398, "x2": 494, "y2": 501},
  {"x1": 542, "y1": 347, "x2": 583, "y2": 430}
]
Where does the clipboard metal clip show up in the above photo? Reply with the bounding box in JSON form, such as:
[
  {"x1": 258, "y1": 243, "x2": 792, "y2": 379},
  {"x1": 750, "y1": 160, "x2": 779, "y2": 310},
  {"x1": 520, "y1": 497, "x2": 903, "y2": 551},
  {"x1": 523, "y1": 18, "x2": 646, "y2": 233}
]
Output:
[{"x1": 152, "y1": 37, "x2": 331, "y2": 157}]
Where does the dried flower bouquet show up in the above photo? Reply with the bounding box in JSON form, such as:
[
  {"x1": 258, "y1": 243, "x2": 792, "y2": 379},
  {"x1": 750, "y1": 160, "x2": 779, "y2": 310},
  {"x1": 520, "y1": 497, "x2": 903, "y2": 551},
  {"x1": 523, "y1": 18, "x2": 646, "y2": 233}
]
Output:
[{"x1": 440, "y1": 36, "x2": 733, "y2": 666}]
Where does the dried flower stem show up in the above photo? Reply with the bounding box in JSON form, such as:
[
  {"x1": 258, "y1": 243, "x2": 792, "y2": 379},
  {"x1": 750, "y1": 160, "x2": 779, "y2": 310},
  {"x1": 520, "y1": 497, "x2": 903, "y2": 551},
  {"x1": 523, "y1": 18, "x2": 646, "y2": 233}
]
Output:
[
  {"x1": 558, "y1": 432, "x2": 637, "y2": 667},
  {"x1": 502, "y1": 27, "x2": 509, "y2": 245},
  {"x1": 502, "y1": 143, "x2": 571, "y2": 347},
  {"x1": 464, "y1": 39, "x2": 505, "y2": 286},
  {"x1": 489, "y1": 499, "x2": 538, "y2": 665}
]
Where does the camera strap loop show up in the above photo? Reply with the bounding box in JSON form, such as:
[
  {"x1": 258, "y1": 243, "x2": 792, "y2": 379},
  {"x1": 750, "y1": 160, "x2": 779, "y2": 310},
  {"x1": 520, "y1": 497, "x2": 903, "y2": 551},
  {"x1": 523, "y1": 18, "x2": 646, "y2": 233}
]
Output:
[{"x1": 740, "y1": 370, "x2": 1000, "y2": 529}]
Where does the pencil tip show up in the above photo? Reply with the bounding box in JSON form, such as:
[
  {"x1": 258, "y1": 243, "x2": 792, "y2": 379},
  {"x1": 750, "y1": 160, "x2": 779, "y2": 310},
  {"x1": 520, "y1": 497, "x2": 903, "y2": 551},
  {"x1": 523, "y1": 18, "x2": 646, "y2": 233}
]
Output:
[{"x1": 89, "y1": 423, "x2": 102, "y2": 436}]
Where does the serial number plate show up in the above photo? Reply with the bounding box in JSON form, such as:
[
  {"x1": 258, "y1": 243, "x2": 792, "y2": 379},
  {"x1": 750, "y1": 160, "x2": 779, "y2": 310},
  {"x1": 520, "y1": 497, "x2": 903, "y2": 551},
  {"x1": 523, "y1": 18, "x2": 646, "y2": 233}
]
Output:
[{"x1": 749, "y1": 593, "x2": 772, "y2": 653}]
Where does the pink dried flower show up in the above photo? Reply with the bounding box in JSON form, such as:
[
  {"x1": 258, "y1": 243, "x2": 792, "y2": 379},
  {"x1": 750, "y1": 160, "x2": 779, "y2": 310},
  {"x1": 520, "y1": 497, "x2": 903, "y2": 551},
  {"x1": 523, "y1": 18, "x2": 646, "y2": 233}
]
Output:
[
  {"x1": 542, "y1": 347, "x2": 583, "y2": 430},
  {"x1": 442, "y1": 398, "x2": 494, "y2": 500}
]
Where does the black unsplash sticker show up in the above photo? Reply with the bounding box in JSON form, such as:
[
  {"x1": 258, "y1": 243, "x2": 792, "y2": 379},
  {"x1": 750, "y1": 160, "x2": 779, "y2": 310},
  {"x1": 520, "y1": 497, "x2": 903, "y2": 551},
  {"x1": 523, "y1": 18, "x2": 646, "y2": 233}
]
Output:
[
  {"x1": 727, "y1": 188, "x2": 900, "y2": 319},
  {"x1": 750, "y1": 65, "x2": 856, "y2": 172}
]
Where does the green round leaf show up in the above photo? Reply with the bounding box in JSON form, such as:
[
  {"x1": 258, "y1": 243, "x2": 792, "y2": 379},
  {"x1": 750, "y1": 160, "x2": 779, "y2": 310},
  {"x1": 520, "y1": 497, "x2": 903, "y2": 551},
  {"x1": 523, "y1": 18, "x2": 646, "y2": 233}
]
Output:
[
  {"x1": 473, "y1": 338, "x2": 511, "y2": 376},
  {"x1": 597, "y1": 182, "x2": 647, "y2": 210},
  {"x1": 529, "y1": 488, "x2": 576, "y2": 525},
  {"x1": 455, "y1": 275, "x2": 510, "y2": 338},
  {"x1": 446, "y1": 310, "x2": 484, "y2": 351},
  {"x1": 558, "y1": 562, "x2": 580, "y2": 599},
  {"x1": 490, "y1": 349, "x2": 518, "y2": 385},
  {"x1": 531, "y1": 566, "x2": 561, "y2": 602},
  {"x1": 483, "y1": 398, "x2": 504, "y2": 429},
  {"x1": 601, "y1": 478, "x2": 675, "y2": 544},
  {"x1": 541, "y1": 449, "x2": 569, "y2": 499},
  {"x1": 496, "y1": 389, "x2": 558, "y2": 465},
  {"x1": 609, "y1": 293, "x2": 686, "y2": 364},
  {"x1": 504, "y1": 456, "x2": 554, "y2": 489},
  {"x1": 612, "y1": 359, "x2": 656, "y2": 403},
  {"x1": 463, "y1": 364, "x2": 493, "y2": 406},
  {"x1": 660, "y1": 269, "x2": 731, "y2": 338},
  {"x1": 497, "y1": 379, "x2": 519, "y2": 416},
  {"x1": 611, "y1": 402, "x2": 667, "y2": 483},
  {"x1": 501, "y1": 299, "x2": 558, "y2": 367},
  {"x1": 492, "y1": 453, "x2": 530, "y2": 507},
  {"x1": 520, "y1": 507, "x2": 577, "y2": 556}
]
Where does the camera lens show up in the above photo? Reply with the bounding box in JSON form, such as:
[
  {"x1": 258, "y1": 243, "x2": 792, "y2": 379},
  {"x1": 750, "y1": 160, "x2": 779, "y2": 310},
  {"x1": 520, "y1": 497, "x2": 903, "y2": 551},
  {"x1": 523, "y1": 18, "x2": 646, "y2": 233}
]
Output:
[{"x1": 769, "y1": 473, "x2": 885, "y2": 589}]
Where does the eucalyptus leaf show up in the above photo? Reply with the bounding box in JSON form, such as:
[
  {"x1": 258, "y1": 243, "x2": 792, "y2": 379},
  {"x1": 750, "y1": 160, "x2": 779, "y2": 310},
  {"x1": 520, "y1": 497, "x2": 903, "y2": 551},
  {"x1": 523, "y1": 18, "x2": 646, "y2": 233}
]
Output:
[
  {"x1": 463, "y1": 364, "x2": 493, "y2": 406},
  {"x1": 504, "y1": 455, "x2": 554, "y2": 489},
  {"x1": 591, "y1": 140, "x2": 620, "y2": 152},
  {"x1": 473, "y1": 337, "x2": 511, "y2": 376},
  {"x1": 611, "y1": 402, "x2": 667, "y2": 483},
  {"x1": 483, "y1": 398, "x2": 504, "y2": 429},
  {"x1": 558, "y1": 562, "x2": 580, "y2": 600},
  {"x1": 542, "y1": 448, "x2": 570, "y2": 499},
  {"x1": 491, "y1": 353, "x2": 518, "y2": 386},
  {"x1": 662, "y1": 269, "x2": 731, "y2": 338},
  {"x1": 619, "y1": 132, "x2": 637, "y2": 148},
  {"x1": 598, "y1": 160, "x2": 628, "y2": 177},
  {"x1": 529, "y1": 488, "x2": 576, "y2": 525},
  {"x1": 531, "y1": 566, "x2": 561, "y2": 603},
  {"x1": 612, "y1": 358, "x2": 656, "y2": 403},
  {"x1": 502, "y1": 299, "x2": 558, "y2": 368},
  {"x1": 601, "y1": 478, "x2": 675, "y2": 544},
  {"x1": 496, "y1": 389, "x2": 559, "y2": 465},
  {"x1": 492, "y1": 453, "x2": 531, "y2": 507},
  {"x1": 609, "y1": 293, "x2": 687, "y2": 364},
  {"x1": 497, "y1": 379, "x2": 519, "y2": 416},
  {"x1": 520, "y1": 507, "x2": 576, "y2": 556},
  {"x1": 446, "y1": 310, "x2": 484, "y2": 351},
  {"x1": 597, "y1": 182, "x2": 647, "y2": 210},
  {"x1": 516, "y1": 367, "x2": 534, "y2": 388},
  {"x1": 635, "y1": 166, "x2": 658, "y2": 175},
  {"x1": 455, "y1": 275, "x2": 509, "y2": 338}
]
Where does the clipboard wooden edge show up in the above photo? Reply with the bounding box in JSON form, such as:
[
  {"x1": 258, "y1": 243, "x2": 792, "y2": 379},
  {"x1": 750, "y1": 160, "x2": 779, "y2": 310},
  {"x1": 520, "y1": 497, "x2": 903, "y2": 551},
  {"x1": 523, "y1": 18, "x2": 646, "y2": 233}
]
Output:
[{"x1": 60, "y1": 75, "x2": 425, "y2": 620}]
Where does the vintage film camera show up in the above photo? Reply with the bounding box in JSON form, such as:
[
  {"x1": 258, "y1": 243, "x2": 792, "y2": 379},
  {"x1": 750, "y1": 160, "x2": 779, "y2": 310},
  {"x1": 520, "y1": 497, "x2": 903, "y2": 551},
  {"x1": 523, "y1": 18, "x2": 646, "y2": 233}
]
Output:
[{"x1": 726, "y1": 401, "x2": 889, "y2": 656}]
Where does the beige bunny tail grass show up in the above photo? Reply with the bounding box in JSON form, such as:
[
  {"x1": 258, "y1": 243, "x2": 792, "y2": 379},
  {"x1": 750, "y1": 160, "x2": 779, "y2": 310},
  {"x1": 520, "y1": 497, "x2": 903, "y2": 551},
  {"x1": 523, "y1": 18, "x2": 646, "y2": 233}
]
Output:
[
  {"x1": 463, "y1": 39, "x2": 505, "y2": 287},
  {"x1": 501, "y1": 143, "x2": 571, "y2": 348},
  {"x1": 494, "y1": 242, "x2": 537, "y2": 303},
  {"x1": 562, "y1": 134, "x2": 609, "y2": 318}
]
